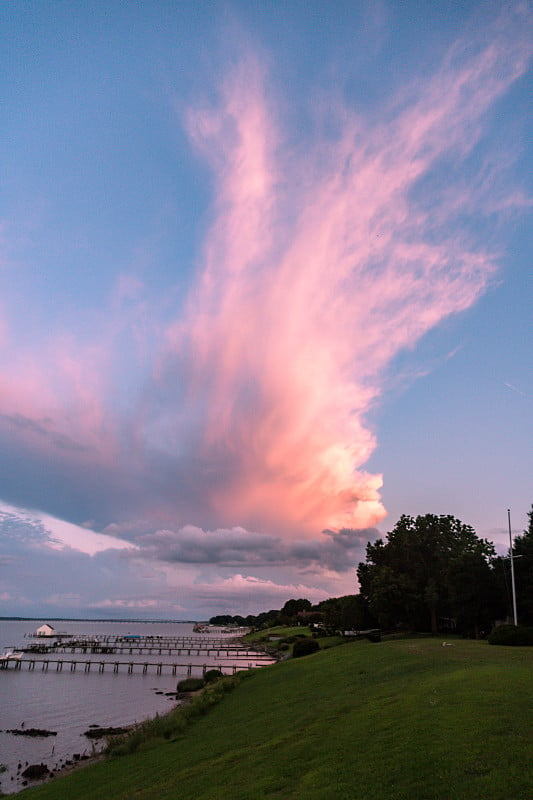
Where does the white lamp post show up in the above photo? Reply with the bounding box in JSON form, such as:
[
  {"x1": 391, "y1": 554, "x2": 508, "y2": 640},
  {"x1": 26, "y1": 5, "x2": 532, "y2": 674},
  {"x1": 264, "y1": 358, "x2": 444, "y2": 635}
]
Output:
[{"x1": 508, "y1": 509, "x2": 518, "y2": 626}]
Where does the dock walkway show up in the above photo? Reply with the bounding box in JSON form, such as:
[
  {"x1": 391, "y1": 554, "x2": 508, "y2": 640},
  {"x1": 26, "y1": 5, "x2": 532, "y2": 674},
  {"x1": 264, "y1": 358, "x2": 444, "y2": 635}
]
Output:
[
  {"x1": 26, "y1": 634, "x2": 243, "y2": 646},
  {"x1": 22, "y1": 643, "x2": 271, "y2": 658},
  {"x1": 0, "y1": 657, "x2": 257, "y2": 676}
]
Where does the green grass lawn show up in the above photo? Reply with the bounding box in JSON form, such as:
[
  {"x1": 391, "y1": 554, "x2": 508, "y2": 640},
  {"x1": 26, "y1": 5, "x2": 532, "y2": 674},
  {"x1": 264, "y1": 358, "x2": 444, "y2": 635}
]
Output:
[
  {"x1": 244, "y1": 624, "x2": 312, "y2": 641},
  {"x1": 16, "y1": 638, "x2": 533, "y2": 800},
  {"x1": 244, "y1": 624, "x2": 343, "y2": 653}
]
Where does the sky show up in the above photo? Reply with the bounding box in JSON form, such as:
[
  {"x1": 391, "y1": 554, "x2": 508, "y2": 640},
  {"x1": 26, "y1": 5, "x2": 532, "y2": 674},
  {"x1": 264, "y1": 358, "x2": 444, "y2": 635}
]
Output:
[{"x1": 0, "y1": 1, "x2": 531, "y2": 620}]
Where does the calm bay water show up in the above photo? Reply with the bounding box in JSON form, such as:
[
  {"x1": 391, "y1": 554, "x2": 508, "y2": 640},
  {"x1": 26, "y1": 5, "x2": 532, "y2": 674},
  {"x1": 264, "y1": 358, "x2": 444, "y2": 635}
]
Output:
[{"x1": 0, "y1": 619, "x2": 259, "y2": 794}]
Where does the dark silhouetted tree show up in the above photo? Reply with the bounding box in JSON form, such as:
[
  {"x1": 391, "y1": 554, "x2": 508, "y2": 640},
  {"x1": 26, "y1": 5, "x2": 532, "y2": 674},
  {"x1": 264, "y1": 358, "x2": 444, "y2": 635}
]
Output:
[
  {"x1": 317, "y1": 595, "x2": 375, "y2": 633},
  {"x1": 279, "y1": 598, "x2": 311, "y2": 623},
  {"x1": 358, "y1": 514, "x2": 498, "y2": 634}
]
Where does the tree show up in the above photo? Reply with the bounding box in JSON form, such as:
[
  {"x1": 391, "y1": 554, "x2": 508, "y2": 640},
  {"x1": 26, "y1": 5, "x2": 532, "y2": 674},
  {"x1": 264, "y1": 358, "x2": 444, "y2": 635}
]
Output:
[
  {"x1": 317, "y1": 595, "x2": 375, "y2": 633},
  {"x1": 447, "y1": 550, "x2": 504, "y2": 637},
  {"x1": 279, "y1": 598, "x2": 311, "y2": 623},
  {"x1": 209, "y1": 615, "x2": 234, "y2": 625},
  {"x1": 358, "y1": 514, "x2": 498, "y2": 634}
]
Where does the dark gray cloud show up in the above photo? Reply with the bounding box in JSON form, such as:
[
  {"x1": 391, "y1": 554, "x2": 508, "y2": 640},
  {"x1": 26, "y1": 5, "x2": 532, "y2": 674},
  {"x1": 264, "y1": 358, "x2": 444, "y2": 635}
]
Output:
[
  {"x1": 0, "y1": 419, "x2": 151, "y2": 530},
  {"x1": 135, "y1": 525, "x2": 377, "y2": 572},
  {"x1": 0, "y1": 413, "x2": 251, "y2": 536}
]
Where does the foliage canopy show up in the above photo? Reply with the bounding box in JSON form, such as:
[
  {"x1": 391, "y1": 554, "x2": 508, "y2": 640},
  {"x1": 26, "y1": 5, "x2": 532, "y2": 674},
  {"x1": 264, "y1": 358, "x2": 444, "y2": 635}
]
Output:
[{"x1": 357, "y1": 513, "x2": 502, "y2": 634}]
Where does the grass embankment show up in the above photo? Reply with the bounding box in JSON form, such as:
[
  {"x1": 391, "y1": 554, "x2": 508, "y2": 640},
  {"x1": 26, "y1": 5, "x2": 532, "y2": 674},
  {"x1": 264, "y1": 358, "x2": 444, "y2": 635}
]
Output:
[
  {"x1": 245, "y1": 625, "x2": 344, "y2": 653},
  {"x1": 244, "y1": 624, "x2": 310, "y2": 641},
  {"x1": 18, "y1": 638, "x2": 533, "y2": 800}
]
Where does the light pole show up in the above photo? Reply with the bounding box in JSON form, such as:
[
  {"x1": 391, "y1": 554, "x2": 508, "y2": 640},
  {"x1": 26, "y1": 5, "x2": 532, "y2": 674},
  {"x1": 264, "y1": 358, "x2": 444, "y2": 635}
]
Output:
[{"x1": 508, "y1": 509, "x2": 518, "y2": 626}]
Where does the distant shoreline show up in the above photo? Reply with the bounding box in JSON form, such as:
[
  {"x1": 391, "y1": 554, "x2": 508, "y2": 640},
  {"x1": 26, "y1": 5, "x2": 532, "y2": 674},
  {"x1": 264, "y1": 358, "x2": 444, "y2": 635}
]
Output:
[{"x1": 0, "y1": 617, "x2": 201, "y2": 624}]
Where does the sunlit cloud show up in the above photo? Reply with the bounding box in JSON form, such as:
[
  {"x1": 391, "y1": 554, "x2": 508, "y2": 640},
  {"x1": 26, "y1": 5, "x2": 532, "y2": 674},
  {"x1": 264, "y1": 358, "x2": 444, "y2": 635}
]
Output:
[
  {"x1": 152, "y1": 11, "x2": 531, "y2": 537},
  {"x1": 189, "y1": 573, "x2": 330, "y2": 615},
  {"x1": 0, "y1": 6, "x2": 530, "y2": 557},
  {"x1": 0, "y1": 503, "x2": 136, "y2": 556}
]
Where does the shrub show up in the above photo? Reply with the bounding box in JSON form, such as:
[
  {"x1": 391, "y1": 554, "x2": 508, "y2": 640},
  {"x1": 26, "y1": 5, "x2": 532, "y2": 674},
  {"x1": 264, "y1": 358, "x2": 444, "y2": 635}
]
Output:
[
  {"x1": 292, "y1": 638, "x2": 320, "y2": 658},
  {"x1": 488, "y1": 624, "x2": 533, "y2": 646},
  {"x1": 177, "y1": 677, "x2": 205, "y2": 692},
  {"x1": 204, "y1": 669, "x2": 223, "y2": 683},
  {"x1": 280, "y1": 634, "x2": 309, "y2": 644}
]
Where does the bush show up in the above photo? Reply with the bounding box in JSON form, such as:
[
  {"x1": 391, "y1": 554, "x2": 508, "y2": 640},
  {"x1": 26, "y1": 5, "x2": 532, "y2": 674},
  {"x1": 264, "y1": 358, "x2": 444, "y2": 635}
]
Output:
[
  {"x1": 177, "y1": 677, "x2": 205, "y2": 692},
  {"x1": 204, "y1": 669, "x2": 223, "y2": 683},
  {"x1": 292, "y1": 638, "x2": 320, "y2": 658},
  {"x1": 488, "y1": 624, "x2": 533, "y2": 646}
]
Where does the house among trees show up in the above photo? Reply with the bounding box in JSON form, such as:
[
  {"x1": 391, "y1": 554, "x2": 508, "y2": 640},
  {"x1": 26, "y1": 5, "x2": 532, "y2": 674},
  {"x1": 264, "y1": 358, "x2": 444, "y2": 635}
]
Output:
[{"x1": 35, "y1": 623, "x2": 55, "y2": 637}]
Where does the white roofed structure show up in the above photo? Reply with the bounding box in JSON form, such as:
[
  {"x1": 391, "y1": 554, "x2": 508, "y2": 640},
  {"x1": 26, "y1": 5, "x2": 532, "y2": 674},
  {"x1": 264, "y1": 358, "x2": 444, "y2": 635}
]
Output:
[{"x1": 36, "y1": 623, "x2": 55, "y2": 637}]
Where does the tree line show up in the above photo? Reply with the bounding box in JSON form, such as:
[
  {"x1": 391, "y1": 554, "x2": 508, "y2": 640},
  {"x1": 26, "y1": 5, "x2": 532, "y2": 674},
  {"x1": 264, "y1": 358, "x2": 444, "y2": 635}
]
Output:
[{"x1": 210, "y1": 506, "x2": 533, "y2": 637}]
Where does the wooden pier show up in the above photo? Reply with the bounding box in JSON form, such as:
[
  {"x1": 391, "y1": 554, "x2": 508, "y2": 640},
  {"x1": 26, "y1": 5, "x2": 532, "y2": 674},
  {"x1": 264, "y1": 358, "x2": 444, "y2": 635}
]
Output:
[
  {"x1": 23, "y1": 644, "x2": 272, "y2": 658},
  {"x1": 0, "y1": 657, "x2": 259, "y2": 676},
  {"x1": 25, "y1": 634, "x2": 244, "y2": 647},
  {"x1": 3, "y1": 629, "x2": 276, "y2": 677},
  {"x1": 22, "y1": 633, "x2": 270, "y2": 658}
]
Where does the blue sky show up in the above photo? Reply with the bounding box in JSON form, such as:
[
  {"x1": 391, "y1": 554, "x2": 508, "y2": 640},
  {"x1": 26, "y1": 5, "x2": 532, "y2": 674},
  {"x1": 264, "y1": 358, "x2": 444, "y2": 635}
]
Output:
[{"x1": 0, "y1": 1, "x2": 531, "y2": 619}]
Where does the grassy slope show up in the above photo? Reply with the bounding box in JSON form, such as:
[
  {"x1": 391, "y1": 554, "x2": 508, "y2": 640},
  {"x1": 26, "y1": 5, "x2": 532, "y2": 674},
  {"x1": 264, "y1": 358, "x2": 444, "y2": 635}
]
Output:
[
  {"x1": 244, "y1": 625, "x2": 311, "y2": 641},
  {"x1": 18, "y1": 639, "x2": 532, "y2": 800}
]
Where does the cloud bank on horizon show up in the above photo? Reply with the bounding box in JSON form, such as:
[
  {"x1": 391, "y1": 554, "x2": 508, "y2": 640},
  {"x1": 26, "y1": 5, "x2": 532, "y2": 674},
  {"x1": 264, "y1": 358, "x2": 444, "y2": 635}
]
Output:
[{"x1": 0, "y1": 3, "x2": 531, "y2": 617}]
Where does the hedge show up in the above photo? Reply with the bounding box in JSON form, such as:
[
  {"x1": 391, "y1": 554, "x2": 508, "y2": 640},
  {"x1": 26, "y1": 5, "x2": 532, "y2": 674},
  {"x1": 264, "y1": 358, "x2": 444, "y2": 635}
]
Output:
[{"x1": 487, "y1": 624, "x2": 533, "y2": 646}]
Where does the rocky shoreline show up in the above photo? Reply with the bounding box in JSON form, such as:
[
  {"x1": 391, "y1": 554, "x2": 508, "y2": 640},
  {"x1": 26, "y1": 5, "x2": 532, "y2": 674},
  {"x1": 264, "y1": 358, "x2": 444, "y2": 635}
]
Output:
[
  {"x1": 3, "y1": 728, "x2": 57, "y2": 738},
  {"x1": 9, "y1": 689, "x2": 207, "y2": 792},
  {"x1": 1, "y1": 722, "x2": 132, "y2": 792}
]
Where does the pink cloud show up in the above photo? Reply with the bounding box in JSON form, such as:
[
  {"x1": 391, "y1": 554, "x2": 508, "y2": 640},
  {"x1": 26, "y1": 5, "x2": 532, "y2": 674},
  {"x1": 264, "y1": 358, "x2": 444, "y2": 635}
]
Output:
[
  {"x1": 156, "y1": 13, "x2": 531, "y2": 537},
  {"x1": 0, "y1": 10, "x2": 530, "y2": 546},
  {"x1": 87, "y1": 597, "x2": 163, "y2": 610},
  {"x1": 0, "y1": 334, "x2": 117, "y2": 462},
  {"x1": 190, "y1": 573, "x2": 330, "y2": 615}
]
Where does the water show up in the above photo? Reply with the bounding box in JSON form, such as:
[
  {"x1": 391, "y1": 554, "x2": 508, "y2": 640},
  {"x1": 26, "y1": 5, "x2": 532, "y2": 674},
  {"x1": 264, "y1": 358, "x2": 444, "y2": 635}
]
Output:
[{"x1": 0, "y1": 619, "x2": 265, "y2": 794}]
